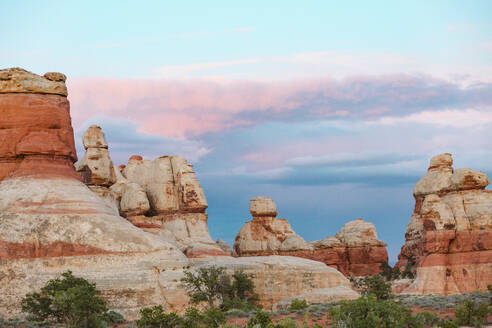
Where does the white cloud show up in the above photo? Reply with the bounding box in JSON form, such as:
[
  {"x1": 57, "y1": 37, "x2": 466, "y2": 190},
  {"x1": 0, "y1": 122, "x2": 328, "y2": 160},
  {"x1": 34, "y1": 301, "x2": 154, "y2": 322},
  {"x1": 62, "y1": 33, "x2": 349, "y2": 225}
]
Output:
[{"x1": 373, "y1": 109, "x2": 492, "y2": 128}]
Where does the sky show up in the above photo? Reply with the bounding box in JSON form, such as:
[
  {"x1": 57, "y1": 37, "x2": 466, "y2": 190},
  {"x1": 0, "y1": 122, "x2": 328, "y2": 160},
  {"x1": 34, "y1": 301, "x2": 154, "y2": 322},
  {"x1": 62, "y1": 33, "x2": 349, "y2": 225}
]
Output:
[{"x1": 2, "y1": 1, "x2": 492, "y2": 263}]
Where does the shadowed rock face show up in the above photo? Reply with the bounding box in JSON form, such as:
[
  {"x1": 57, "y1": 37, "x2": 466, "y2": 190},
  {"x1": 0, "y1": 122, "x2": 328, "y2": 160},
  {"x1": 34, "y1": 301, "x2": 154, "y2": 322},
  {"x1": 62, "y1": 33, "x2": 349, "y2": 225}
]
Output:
[
  {"x1": 397, "y1": 153, "x2": 492, "y2": 295},
  {"x1": 234, "y1": 197, "x2": 388, "y2": 276}
]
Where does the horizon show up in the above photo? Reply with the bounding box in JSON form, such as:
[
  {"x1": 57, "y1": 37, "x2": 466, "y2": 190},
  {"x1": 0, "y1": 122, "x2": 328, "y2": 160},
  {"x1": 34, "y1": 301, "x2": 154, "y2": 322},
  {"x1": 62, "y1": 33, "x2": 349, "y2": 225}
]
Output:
[{"x1": 3, "y1": 0, "x2": 492, "y2": 263}]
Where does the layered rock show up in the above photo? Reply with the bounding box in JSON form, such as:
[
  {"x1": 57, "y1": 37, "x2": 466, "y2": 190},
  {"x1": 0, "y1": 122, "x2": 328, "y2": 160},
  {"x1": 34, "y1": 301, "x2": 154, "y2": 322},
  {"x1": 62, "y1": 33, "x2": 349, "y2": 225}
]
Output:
[
  {"x1": 234, "y1": 197, "x2": 388, "y2": 276},
  {"x1": 0, "y1": 68, "x2": 78, "y2": 182},
  {"x1": 396, "y1": 153, "x2": 492, "y2": 294},
  {"x1": 115, "y1": 155, "x2": 226, "y2": 257},
  {"x1": 309, "y1": 219, "x2": 388, "y2": 276},
  {"x1": 0, "y1": 68, "x2": 360, "y2": 319},
  {"x1": 0, "y1": 68, "x2": 189, "y2": 319},
  {"x1": 75, "y1": 125, "x2": 119, "y2": 213},
  {"x1": 195, "y1": 256, "x2": 358, "y2": 310}
]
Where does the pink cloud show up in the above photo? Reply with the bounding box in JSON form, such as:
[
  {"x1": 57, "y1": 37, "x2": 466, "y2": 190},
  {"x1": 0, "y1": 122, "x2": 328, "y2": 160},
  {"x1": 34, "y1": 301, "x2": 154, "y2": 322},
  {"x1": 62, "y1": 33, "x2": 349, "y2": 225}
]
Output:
[{"x1": 66, "y1": 74, "x2": 491, "y2": 138}]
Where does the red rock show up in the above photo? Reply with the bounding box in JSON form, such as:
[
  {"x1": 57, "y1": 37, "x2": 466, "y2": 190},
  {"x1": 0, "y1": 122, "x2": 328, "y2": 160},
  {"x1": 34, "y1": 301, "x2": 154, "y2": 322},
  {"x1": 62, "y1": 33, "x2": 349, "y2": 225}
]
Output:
[
  {"x1": 0, "y1": 93, "x2": 77, "y2": 181},
  {"x1": 129, "y1": 155, "x2": 143, "y2": 161},
  {"x1": 396, "y1": 153, "x2": 492, "y2": 295}
]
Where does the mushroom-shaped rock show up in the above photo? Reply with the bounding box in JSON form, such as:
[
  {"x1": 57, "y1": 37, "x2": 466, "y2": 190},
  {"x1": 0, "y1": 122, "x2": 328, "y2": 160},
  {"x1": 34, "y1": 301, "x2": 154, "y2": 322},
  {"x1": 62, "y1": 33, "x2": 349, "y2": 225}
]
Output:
[
  {"x1": 250, "y1": 196, "x2": 278, "y2": 217},
  {"x1": 82, "y1": 125, "x2": 108, "y2": 149},
  {"x1": 414, "y1": 153, "x2": 454, "y2": 197}
]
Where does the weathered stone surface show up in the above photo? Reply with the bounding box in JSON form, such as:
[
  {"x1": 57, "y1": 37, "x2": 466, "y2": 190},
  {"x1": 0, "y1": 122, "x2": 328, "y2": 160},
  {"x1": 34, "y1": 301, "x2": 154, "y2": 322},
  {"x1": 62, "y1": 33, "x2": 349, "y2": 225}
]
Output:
[
  {"x1": 250, "y1": 196, "x2": 278, "y2": 217},
  {"x1": 82, "y1": 125, "x2": 108, "y2": 149},
  {"x1": 76, "y1": 125, "x2": 115, "y2": 186},
  {"x1": 194, "y1": 256, "x2": 358, "y2": 310},
  {"x1": 216, "y1": 238, "x2": 234, "y2": 256},
  {"x1": 0, "y1": 92, "x2": 78, "y2": 181},
  {"x1": 234, "y1": 199, "x2": 388, "y2": 276},
  {"x1": 118, "y1": 155, "x2": 224, "y2": 257},
  {"x1": 397, "y1": 153, "x2": 492, "y2": 295},
  {"x1": 275, "y1": 286, "x2": 359, "y2": 310},
  {"x1": 0, "y1": 67, "x2": 67, "y2": 96},
  {"x1": 335, "y1": 218, "x2": 386, "y2": 247}
]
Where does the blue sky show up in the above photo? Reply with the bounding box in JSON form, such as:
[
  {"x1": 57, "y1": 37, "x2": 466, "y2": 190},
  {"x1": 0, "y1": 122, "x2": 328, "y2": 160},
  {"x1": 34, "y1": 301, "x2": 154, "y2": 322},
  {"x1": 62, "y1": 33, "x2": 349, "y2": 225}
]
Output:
[{"x1": 3, "y1": 1, "x2": 492, "y2": 262}]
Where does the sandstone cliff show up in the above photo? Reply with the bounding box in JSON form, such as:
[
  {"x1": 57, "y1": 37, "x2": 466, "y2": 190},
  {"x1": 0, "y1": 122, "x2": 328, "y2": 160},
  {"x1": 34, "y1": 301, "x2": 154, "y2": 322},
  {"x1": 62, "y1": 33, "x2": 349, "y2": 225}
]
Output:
[
  {"x1": 234, "y1": 197, "x2": 388, "y2": 276},
  {"x1": 0, "y1": 68, "x2": 358, "y2": 319},
  {"x1": 396, "y1": 153, "x2": 492, "y2": 294}
]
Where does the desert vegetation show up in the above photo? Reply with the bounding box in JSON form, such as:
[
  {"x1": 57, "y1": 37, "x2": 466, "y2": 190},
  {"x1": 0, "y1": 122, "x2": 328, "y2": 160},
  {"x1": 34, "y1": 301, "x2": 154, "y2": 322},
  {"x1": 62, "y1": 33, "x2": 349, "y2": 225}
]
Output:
[{"x1": 5, "y1": 270, "x2": 491, "y2": 327}]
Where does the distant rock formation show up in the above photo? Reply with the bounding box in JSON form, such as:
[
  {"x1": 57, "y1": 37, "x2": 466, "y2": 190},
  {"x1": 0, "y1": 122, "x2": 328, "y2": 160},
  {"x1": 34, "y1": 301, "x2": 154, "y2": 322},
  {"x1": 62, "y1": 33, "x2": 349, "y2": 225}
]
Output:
[
  {"x1": 396, "y1": 153, "x2": 492, "y2": 294},
  {"x1": 234, "y1": 197, "x2": 388, "y2": 276}
]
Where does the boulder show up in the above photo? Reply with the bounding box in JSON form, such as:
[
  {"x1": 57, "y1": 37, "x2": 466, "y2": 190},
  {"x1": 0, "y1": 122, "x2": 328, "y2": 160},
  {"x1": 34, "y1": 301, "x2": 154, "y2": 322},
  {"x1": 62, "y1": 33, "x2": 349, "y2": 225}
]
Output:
[
  {"x1": 396, "y1": 153, "x2": 492, "y2": 295},
  {"x1": 250, "y1": 196, "x2": 278, "y2": 217}
]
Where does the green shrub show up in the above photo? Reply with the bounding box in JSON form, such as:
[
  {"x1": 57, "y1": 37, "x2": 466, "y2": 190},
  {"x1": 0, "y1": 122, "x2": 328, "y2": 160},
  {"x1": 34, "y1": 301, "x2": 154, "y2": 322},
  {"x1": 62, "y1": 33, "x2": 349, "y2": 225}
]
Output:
[
  {"x1": 201, "y1": 307, "x2": 226, "y2": 328},
  {"x1": 102, "y1": 310, "x2": 125, "y2": 324},
  {"x1": 360, "y1": 274, "x2": 392, "y2": 300},
  {"x1": 136, "y1": 305, "x2": 181, "y2": 328},
  {"x1": 437, "y1": 319, "x2": 458, "y2": 328},
  {"x1": 181, "y1": 307, "x2": 203, "y2": 328},
  {"x1": 327, "y1": 295, "x2": 417, "y2": 328},
  {"x1": 289, "y1": 299, "x2": 308, "y2": 311},
  {"x1": 275, "y1": 317, "x2": 298, "y2": 328},
  {"x1": 246, "y1": 310, "x2": 273, "y2": 328},
  {"x1": 414, "y1": 311, "x2": 439, "y2": 326},
  {"x1": 454, "y1": 299, "x2": 489, "y2": 327},
  {"x1": 21, "y1": 270, "x2": 107, "y2": 328},
  {"x1": 182, "y1": 266, "x2": 259, "y2": 311},
  {"x1": 379, "y1": 261, "x2": 401, "y2": 281}
]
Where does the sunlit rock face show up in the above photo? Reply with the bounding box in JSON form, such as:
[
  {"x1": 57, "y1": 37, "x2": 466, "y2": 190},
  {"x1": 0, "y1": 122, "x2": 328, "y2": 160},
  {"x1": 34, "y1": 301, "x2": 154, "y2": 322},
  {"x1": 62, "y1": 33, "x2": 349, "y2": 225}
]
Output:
[
  {"x1": 116, "y1": 154, "x2": 227, "y2": 258},
  {"x1": 234, "y1": 197, "x2": 388, "y2": 276},
  {"x1": 397, "y1": 153, "x2": 492, "y2": 295},
  {"x1": 0, "y1": 68, "x2": 190, "y2": 319}
]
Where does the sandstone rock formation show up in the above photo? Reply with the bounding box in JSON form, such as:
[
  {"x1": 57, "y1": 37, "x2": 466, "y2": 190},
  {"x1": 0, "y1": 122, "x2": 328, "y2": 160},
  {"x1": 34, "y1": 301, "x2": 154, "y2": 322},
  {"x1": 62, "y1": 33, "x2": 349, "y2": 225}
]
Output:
[
  {"x1": 216, "y1": 238, "x2": 234, "y2": 256},
  {"x1": 234, "y1": 198, "x2": 388, "y2": 276},
  {"x1": 0, "y1": 68, "x2": 360, "y2": 320},
  {"x1": 309, "y1": 219, "x2": 388, "y2": 276},
  {"x1": 114, "y1": 155, "x2": 226, "y2": 258},
  {"x1": 0, "y1": 68, "x2": 189, "y2": 319},
  {"x1": 396, "y1": 153, "x2": 492, "y2": 294},
  {"x1": 195, "y1": 256, "x2": 358, "y2": 310}
]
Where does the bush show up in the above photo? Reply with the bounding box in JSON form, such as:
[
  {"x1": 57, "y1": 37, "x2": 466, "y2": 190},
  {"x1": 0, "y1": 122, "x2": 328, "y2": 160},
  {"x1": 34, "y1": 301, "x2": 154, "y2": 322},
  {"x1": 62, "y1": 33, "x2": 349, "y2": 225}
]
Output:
[
  {"x1": 246, "y1": 310, "x2": 273, "y2": 328},
  {"x1": 21, "y1": 271, "x2": 107, "y2": 328},
  {"x1": 289, "y1": 299, "x2": 308, "y2": 311},
  {"x1": 136, "y1": 305, "x2": 181, "y2": 328},
  {"x1": 379, "y1": 261, "x2": 401, "y2": 281},
  {"x1": 327, "y1": 295, "x2": 417, "y2": 328},
  {"x1": 360, "y1": 274, "x2": 392, "y2": 300},
  {"x1": 181, "y1": 266, "x2": 231, "y2": 308},
  {"x1": 454, "y1": 299, "x2": 489, "y2": 327},
  {"x1": 414, "y1": 311, "x2": 439, "y2": 326},
  {"x1": 182, "y1": 267, "x2": 259, "y2": 311},
  {"x1": 437, "y1": 320, "x2": 458, "y2": 328},
  {"x1": 275, "y1": 317, "x2": 298, "y2": 328},
  {"x1": 102, "y1": 310, "x2": 125, "y2": 324},
  {"x1": 201, "y1": 307, "x2": 227, "y2": 328}
]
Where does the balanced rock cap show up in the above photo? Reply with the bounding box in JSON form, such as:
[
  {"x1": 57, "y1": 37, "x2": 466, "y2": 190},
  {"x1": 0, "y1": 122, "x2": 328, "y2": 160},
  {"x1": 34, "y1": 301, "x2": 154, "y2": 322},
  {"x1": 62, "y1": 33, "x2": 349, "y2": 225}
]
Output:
[
  {"x1": 429, "y1": 153, "x2": 453, "y2": 170},
  {"x1": 82, "y1": 125, "x2": 109, "y2": 149},
  {"x1": 0, "y1": 67, "x2": 68, "y2": 96},
  {"x1": 250, "y1": 196, "x2": 278, "y2": 217}
]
